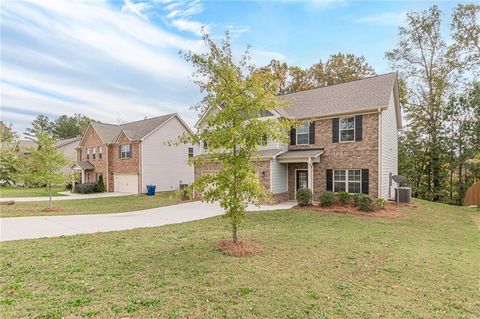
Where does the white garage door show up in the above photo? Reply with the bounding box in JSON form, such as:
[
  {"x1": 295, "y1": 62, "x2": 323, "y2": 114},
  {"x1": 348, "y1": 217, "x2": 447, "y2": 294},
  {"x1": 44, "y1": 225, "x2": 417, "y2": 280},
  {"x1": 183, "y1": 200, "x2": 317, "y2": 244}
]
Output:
[{"x1": 114, "y1": 174, "x2": 138, "y2": 194}]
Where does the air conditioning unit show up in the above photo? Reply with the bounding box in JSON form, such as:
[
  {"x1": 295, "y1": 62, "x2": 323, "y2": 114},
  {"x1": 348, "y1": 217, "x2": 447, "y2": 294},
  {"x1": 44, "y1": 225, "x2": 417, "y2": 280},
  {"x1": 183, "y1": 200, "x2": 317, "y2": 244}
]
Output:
[{"x1": 395, "y1": 187, "x2": 411, "y2": 203}]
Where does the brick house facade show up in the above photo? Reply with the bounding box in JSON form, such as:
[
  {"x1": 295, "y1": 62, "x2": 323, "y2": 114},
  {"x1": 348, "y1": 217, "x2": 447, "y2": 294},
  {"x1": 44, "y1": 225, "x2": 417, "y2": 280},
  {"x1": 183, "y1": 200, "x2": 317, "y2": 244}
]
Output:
[
  {"x1": 193, "y1": 73, "x2": 401, "y2": 202},
  {"x1": 72, "y1": 114, "x2": 198, "y2": 194}
]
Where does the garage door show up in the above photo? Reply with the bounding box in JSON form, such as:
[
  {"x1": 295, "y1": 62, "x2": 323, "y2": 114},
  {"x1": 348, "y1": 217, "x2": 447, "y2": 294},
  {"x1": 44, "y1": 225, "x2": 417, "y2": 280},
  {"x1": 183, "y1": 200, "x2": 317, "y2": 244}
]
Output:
[{"x1": 114, "y1": 174, "x2": 138, "y2": 194}]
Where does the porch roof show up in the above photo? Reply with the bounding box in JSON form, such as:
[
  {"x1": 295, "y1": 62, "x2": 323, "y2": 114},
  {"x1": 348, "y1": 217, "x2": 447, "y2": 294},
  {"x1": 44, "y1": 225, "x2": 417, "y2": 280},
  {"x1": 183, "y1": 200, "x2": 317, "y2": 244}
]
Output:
[
  {"x1": 277, "y1": 148, "x2": 324, "y2": 163},
  {"x1": 194, "y1": 149, "x2": 284, "y2": 161},
  {"x1": 72, "y1": 161, "x2": 95, "y2": 170}
]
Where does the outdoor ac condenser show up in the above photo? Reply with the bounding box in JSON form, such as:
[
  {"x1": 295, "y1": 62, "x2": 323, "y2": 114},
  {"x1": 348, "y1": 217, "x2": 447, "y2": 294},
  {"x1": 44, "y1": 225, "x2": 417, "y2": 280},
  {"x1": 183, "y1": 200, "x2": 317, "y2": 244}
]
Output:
[{"x1": 395, "y1": 187, "x2": 411, "y2": 203}]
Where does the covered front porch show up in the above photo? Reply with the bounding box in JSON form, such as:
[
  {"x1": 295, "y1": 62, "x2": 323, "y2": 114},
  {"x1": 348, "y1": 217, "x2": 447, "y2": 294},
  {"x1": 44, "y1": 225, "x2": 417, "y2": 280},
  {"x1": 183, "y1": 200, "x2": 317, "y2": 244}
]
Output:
[
  {"x1": 71, "y1": 161, "x2": 95, "y2": 186},
  {"x1": 277, "y1": 149, "x2": 324, "y2": 199}
]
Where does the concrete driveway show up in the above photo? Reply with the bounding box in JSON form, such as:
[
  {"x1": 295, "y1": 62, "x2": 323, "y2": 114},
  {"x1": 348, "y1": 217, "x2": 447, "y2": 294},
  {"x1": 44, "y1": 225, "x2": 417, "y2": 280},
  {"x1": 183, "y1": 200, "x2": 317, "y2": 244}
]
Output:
[
  {"x1": 0, "y1": 201, "x2": 295, "y2": 242},
  {"x1": 0, "y1": 191, "x2": 133, "y2": 203}
]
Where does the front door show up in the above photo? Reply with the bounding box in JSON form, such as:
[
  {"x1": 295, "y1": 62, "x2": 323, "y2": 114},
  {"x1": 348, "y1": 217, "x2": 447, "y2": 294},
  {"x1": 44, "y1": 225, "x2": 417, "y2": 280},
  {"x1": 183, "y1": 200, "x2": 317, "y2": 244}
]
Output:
[{"x1": 296, "y1": 170, "x2": 308, "y2": 196}]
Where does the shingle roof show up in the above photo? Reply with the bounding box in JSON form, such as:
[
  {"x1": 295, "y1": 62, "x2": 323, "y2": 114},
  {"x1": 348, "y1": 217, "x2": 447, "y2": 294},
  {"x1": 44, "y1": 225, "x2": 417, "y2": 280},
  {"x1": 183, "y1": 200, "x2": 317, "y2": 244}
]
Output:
[
  {"x1": 90, "y1": 114, "x2": 175, "y2": 143},
  {"x1": 194, "y1": 149, "x2": 284, "y2": 160},
  {"x1": 277, "y1": 72, "x2": 397, "y2": 119},
  {"x1": 56, "y1": 136, "x2": 81, "y2": 148},
  {"x1": 72, "y1": 161, "x2": 95, "y2": 170}
]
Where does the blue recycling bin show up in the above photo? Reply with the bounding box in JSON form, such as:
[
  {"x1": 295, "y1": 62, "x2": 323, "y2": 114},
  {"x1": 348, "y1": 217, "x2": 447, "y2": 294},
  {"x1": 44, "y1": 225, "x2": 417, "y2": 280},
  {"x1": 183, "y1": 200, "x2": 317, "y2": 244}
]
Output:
[{"x1": 146, "y1": 185, "x2": 156, "y2": 196}]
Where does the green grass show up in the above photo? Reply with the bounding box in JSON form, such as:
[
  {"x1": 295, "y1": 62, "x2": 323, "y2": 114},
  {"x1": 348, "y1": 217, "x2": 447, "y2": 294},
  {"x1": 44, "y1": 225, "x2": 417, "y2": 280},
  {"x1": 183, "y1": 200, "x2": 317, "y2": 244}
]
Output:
[
  {"x1": 0, "y1": 186, "x2": 67, "y2": 198},
  {"x1": 1, "y1": 200, "x2": 479, "y2": 318},
  {"x1": 0, "y1": 191, "x2": 181, "y2": 218}
]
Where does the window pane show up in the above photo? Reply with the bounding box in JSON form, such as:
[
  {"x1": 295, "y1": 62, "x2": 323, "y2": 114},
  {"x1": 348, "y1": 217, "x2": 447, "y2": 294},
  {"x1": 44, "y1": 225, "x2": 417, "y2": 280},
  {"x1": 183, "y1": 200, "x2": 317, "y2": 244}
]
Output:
[
  {"x1": 340, "y1": 117, "x2": 355, "y2": 129},
  {"x1": 334, "y1": 182, "x2": 346, "y2": 192},
  {"x1": 297, "y1": 133, "x2": 309, "y2": 144},
  {"x1": 348, "y1": 182, "x2": 361, "y2": 194},
  {"x1": 334, "y1": 170, "x2": 346, "y2": 181},
  {"x1": 340, "y1": 129, "x2": 354, "y2": 141},
  {"x1": 348, "y1": 170, "x2": 361, "y2": 181},
  {"x1": 297, "y1": 123, "x2": 309, "y2": 134}
]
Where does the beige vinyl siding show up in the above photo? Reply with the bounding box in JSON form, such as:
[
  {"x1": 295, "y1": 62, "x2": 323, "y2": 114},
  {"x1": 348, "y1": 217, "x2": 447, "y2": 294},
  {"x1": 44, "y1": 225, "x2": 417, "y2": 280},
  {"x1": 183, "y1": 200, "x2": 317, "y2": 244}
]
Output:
[
  {"x1": 270, "y1": 159, "x2": 288, "y2": 194},
  {"x1": 380, "y1": 92, "x2": 399, "y2": 199},
  {"x1": 57, "y1": 141, "x2": 79, "y2": 176},
  {"x1": 141, "y1": 116, "x2": 198, "y2": 192}
]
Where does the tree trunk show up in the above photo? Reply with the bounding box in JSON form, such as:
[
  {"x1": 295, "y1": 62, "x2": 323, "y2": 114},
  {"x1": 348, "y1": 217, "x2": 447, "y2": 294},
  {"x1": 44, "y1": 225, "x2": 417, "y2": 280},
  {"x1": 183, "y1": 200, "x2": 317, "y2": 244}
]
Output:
[
  {"x1": 49, "y1": 183, "x2": 53, "y2": 209},
  {"x1": 232, "y1": 225, "x2": 238, "y2": 243}
]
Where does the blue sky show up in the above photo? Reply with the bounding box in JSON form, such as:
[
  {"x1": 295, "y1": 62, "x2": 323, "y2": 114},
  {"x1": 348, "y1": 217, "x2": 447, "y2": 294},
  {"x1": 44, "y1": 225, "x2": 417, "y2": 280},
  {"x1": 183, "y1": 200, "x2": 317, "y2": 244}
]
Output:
[{"x1": 1, "y1": 0, "x2": 459, "y2": 136}]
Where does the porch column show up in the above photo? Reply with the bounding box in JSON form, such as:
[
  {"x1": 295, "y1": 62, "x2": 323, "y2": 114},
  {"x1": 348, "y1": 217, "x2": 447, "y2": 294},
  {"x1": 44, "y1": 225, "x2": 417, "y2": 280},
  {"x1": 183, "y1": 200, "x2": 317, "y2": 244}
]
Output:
[
  {"x1": 81, "y1": 169, "x2": 85, "y2": 183},
  {"x1": 307, "y1": 157, "x2": 314, "y2": 195},
  {"x1": 71, "y1": 172, "x2": 75, "y2": 193}
]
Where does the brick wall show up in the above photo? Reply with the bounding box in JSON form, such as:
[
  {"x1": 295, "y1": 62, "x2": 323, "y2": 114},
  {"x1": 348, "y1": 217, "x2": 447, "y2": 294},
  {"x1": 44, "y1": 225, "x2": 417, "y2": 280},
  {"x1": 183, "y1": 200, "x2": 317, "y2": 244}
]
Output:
[
  {"x1": 80, "y1": 126, "x2": 107, "y2": 185},
  {"x1": 287, "y1": 113, "x2": 379, "y2": 199},
  {"x1": 108, "y1": 134, "x2": 140, "y2": 192}
]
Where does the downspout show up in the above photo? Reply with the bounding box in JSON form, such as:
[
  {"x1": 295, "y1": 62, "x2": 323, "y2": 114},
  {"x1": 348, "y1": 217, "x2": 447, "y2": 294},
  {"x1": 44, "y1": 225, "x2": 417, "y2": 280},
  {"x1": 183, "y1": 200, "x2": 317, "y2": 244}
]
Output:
[
  {"x1": 106, "y1": 144, "x2": 109, "y2": 192},
  {"x1": 139, "y1": 141, "x2": 143, "y2": 194},
  {"x1": 378, "y1": 107, "x2": 382, "y2": 198}
]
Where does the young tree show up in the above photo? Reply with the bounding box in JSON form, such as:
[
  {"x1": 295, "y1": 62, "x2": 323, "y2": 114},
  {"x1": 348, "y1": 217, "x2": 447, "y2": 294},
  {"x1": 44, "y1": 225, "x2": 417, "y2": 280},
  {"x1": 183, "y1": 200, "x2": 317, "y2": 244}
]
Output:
[
  {"x1": 27, "y1": 132, "x2": 70, "y2": 208},
  {"x1": 181, "y1": 33, "x2": 291, "y2": 243},
  {"x1": 386, "y1": 6, "x2": 453, "y2": 201}
]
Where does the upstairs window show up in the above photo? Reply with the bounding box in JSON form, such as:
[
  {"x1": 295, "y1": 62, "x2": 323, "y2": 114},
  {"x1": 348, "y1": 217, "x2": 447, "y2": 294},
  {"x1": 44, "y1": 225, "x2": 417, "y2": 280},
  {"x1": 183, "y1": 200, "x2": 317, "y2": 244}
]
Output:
[
  {"x1": 92, "y1": 147, "x2": 96, "y2": 160},
  {"x1": 188, "y1": 147, "x2": 194, "y2": 158},
  {"x1": 86, "y1": 148, "x2": 90, "y2": 160},
  {"x1": 77, "y1": 149, "x2": 82, "y2": 161},
  {"x1": 120, "y1": 144, "x2": 132, "y2": 159},
  {"x1": 296, "y1": 123, "x2": 309, "y2": 145},
  {"x1": 98, "y1": 147, "x2": 103, "y2": 160},
  {"x1": 340, "y1": 117, "x2": 355, "y2": 142}
]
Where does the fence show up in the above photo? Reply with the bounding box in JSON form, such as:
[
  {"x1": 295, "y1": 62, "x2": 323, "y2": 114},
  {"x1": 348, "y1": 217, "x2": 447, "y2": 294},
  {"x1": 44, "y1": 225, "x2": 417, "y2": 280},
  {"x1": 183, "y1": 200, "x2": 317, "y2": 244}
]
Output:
[{"x1": 464, "y1": 182, "x2": 480, "y2": 206}]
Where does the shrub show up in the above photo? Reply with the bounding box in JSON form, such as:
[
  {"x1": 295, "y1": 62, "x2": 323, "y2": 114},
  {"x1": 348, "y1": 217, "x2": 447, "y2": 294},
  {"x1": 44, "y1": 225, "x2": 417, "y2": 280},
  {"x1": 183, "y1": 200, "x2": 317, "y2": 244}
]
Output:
[
  {"x1": 296, "y1": 188, "x2": 313, "y2": 206},
  {"x1": 177, "y1": 186, "x2": 192, "y2": 201},
  {"x1": 337, "y1": 191, "x2": 350, "y2": 205},
  {"x1": 353, "y1": 193, "x2": 364, "y2": 206},
  {"x1": 96, "y1": 175, "x2": 105, "y2": 192},
  {"x1": 319, "y1": 191, "x2": 336, "y2": 207},
  {"x1": 376, "y1": 197, "x2": 386, "y2": 209},
  {"x1": 357, "y1": 195, "x2": 376, "y2": 212},
  {"x1": 74, "y1": 182, "x2": 97, "y2": 194}
]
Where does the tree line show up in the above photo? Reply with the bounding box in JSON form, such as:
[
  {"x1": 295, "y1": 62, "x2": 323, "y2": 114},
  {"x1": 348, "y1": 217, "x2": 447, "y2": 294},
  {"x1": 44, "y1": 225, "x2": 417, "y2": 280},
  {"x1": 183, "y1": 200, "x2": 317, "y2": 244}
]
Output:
[{"x1": 387, "y1": 4, "x2": 480, "y2": 204}]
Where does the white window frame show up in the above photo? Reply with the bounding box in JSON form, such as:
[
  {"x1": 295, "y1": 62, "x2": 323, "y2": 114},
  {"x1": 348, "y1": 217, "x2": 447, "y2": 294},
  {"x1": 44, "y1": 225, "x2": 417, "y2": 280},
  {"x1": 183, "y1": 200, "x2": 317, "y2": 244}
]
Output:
[
  {"x1": 98, "y1": 146, "x2": 103, "y2": 160},
  {"x1": 86, "y1": 148, "x2": 90, "y2": 160},
  {"x1": 92, "y1": 147, "x2": 96, "y2": 160},
  {"x1": 188, "y1": 147, "x2": 194, "y2": 158},
  {"x1": 296, "y1": 123, "x2": 309, "y2": 145},
  {"x1": 120, "y1": 144, "x2": 132, "y2": 159},
  {"x1": 333, "y1": 169, "x2": 362, "y2": 194},
  {"x1": 339, "y1": 117, "x2": 355, "y2": 142}
]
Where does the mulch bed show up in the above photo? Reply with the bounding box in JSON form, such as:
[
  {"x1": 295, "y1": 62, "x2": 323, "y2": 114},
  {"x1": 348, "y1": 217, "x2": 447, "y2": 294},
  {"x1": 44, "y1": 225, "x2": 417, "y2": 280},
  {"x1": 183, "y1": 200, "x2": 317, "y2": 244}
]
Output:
[
  {"x1": 294, "y1": 202, "x2": 414, "y2": 219},
  {"x1": 217, "y1": 240, "x2": 262, "y2": 257},
  {"x1": 42, "y1": 207, "x2": 65, "y2": 212}
]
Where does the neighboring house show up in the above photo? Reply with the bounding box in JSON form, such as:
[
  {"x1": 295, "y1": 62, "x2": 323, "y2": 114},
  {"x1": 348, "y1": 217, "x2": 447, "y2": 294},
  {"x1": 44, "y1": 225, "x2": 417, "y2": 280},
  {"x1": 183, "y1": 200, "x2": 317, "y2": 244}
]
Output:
[
  {"x1": 72, "y1": 114, "x2": 198, "y2": 194},
  {"x1": 194, "y1": 72, "x2": 401, "y2": 202},
  {"x1": 56, "y1": 137, "x2": 81, "y2": 176}
]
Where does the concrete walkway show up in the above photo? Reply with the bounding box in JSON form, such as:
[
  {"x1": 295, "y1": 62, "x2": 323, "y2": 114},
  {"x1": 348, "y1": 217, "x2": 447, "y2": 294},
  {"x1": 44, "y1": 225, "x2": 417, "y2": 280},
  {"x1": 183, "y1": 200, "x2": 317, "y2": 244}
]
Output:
[
  {"x1": 0, "y1": 201, "x2": 295, "y2": 242},
  {"x1": 1, "y1": 191, "x2": 132, "y2": 203}
]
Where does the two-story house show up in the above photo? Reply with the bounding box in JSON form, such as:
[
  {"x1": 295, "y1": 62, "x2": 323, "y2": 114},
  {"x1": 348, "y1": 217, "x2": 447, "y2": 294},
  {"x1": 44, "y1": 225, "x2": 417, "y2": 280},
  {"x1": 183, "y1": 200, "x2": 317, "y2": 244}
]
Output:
[
  {"x1": 72, "y1": 113, "x2": 198, "y2": 194},
  {"x1": 194, "y1": 72, "x2": 401, "y2": 202}
]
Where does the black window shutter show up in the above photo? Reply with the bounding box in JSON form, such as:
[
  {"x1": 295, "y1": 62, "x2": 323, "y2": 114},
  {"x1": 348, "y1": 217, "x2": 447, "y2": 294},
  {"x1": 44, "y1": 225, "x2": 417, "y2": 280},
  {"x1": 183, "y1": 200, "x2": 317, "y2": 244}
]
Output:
[
  {"x1": 290, "y1": 127, "x2": 296, "y2": 145},
  {"x1": 309, "y1": 121, "x2": 315, "y2": 144},
  {"x1": 326, "y1": 169, "x2": 333, "y2": 191},
  {"x1": 361, "y1": 169, "x2": 369, "y2": 194},
  {"x1": 332, "y1": 118, "x2": 339, "y2": 143},
  {"x1": 355, "y1": 115, "x2": 363, "y2": 141}
]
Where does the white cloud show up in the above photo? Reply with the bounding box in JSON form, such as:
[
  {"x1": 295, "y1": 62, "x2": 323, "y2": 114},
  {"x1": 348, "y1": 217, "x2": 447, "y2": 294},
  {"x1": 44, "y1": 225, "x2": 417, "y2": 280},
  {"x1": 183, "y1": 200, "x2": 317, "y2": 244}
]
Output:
[
  {"x1": 171, "y1": 18, "x2": 210, "y2": 36},
  {"x1": 251, "y1": 49, "x2": 287, "y2": 66},
  {"x1": 354, "y1": 11, "x2": 406, "y2": 26},
  {"x1": 1, "y1": 0, "x2": 204, "y2": 135}
]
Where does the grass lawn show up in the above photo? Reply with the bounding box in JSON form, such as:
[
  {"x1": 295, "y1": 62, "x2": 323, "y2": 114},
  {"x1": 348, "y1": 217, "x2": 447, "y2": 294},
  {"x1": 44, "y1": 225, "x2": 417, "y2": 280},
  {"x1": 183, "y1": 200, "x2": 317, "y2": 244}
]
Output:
[
  {"x1": 0, "y1": 186, "x2": 67, "y2": 198},
  {"x1": 1, "y1": 200, "x2": 479, "y2": 318},
  {"x1": 0, "y1": 191, "x2": 181, "y2": 218}
]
